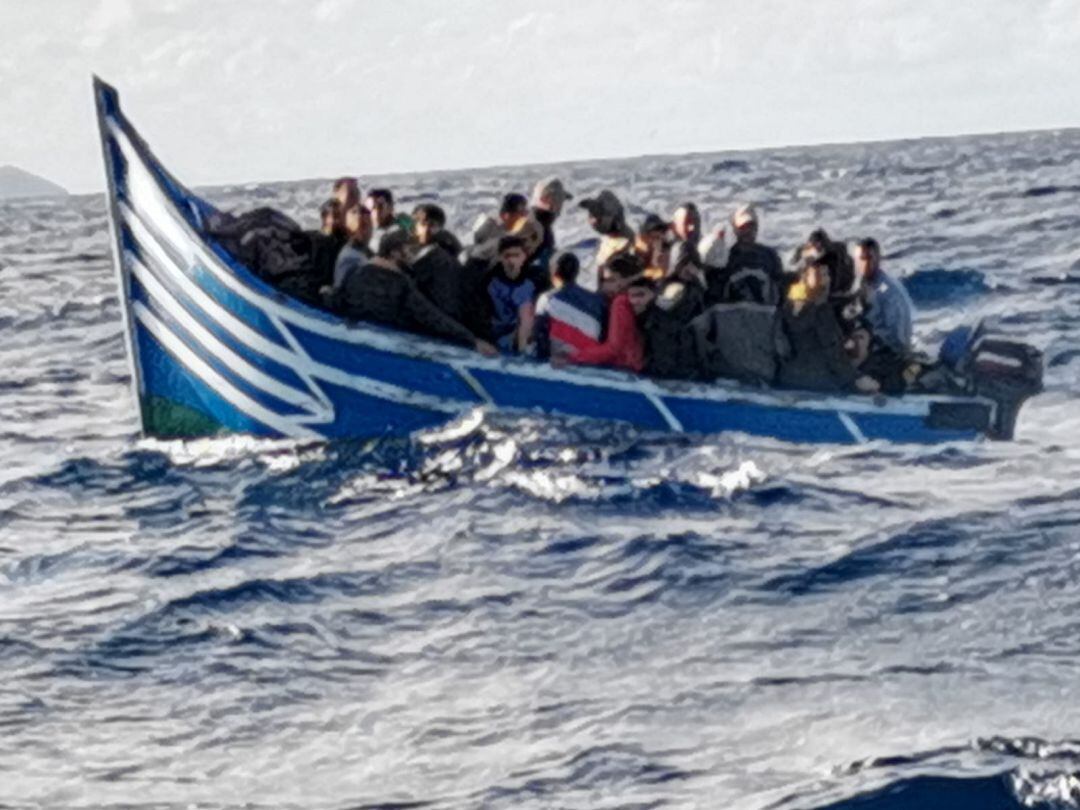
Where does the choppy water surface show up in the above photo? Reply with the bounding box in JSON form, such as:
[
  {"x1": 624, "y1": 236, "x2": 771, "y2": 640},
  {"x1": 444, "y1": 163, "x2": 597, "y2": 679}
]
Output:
[{"x1": 2, "y1": 129, "x2": 1080, "y2": 809}]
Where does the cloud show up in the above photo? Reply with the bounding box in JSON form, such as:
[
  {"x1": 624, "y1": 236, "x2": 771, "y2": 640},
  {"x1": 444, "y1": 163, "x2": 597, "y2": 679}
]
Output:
[
  {"x1": 0, "y1": 0, "x2": 1077, "y2": 193},
  {"x1": 81, "y1": 0, "x2": 134, "y2": 50}
]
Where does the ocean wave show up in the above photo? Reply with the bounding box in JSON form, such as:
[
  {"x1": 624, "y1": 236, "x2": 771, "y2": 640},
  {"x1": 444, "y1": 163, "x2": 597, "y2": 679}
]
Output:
[
  {"x1": 1023, "y1": 185, "x2": 1080, "y2": 198},
  {"x1": 809, "y1": 736, "x2": 1080, "y2": 810},
  {"x1": 901, "y1": 268, "x2": 994, "y2": 307},
  {"x1": 3, "y1": 127, "x2": 1080, "y2": 809}
]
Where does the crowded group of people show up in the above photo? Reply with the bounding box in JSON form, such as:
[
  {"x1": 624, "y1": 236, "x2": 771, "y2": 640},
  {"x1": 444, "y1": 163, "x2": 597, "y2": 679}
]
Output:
[{"x1": 281, "y1": 175, "x2": 917, "y2": 395}]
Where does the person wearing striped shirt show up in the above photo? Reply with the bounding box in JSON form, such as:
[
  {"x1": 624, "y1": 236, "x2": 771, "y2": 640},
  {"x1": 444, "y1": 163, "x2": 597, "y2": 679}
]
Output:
[{"x1": 535, "y1": 252, "x2": 607, "y2": 361}]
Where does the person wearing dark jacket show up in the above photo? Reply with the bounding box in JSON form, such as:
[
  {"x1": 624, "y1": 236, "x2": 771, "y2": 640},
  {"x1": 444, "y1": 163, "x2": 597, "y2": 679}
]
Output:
[
  {"x1": 529, "y1": 176, "x2": 573, "y2": 282},
  {"x1": 315, "y1": 200, "x2": 347, "y2": 269},
  {"x1": 778, "y1": 259, "x2": 875, "y2": 393},
  {"x1": 277, "y1": 199, "x2": 345, "y2": 305},
  {"x1": 409, "y1": 203, "x2": 466, "y2": 322},
  {"x1": 803, "y1": 228, "x2": 856, "y2": 296},
  {"x1": 670, "y1": 203, "x2": 704, "y2": 281},
  {"x1": 629, "y1": 275, "x2": 705, "y2": 380},
  {"x1": 710, "y1": 203, "x2": 785, "y2": 306},
  {"x1": 334, "y1": 230, "x2": 497, "y2": 356},
  {"x1": 846, "y1": 325, "x2": 908, "y2": 394}
]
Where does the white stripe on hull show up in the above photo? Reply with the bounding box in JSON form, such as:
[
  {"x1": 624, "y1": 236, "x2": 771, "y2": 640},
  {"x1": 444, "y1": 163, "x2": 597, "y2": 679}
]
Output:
[{"x1": 133, "y1": 302, "x2": 320, "y2": 439}]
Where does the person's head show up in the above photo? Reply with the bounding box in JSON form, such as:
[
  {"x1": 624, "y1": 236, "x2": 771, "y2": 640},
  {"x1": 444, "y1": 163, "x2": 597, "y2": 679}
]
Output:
[
  {"x1": 412, "y1": 203, "x2": 446, "y2": 246},
  {"x1": 808, "y1": 228, "x2": 831, "y2": 253},
  {"x1": 531, "y1": 176, "x2": 573, "y2": 216},
  {"x1": 365, "y1": 188, "x2": 395, "y2": 228},
  {"x1": 855, "y1": 238, "x2": 882, "y2": 281},
  {"x1": 639, "y1": 213, "x2": 670, "y2": 247},
  {"x1": 732, "y1": 203, "x2": 759, "y2": 244},
  {"x1": 344, "y1": 202, "x2": 373, "y2": 244},
  {"x1": 376, "y1": 228, "x2": 410, "y2": 266},
  {"x1": 845, "y1": 326, "x2": 873, "y2": 366},
  {"x1": 579, "y1": 190, "x2": 626, "y2": 236},
  {"x1": 319, "y1": 198, "x2": 343, "y2": 235},
  {"x1": 801, "y1": 258, "x2": 831, "y2": 300},
  {"x1": 551, "y1": 252, "x2": 580, "y2": 289},
  {"x1": 600, "y1": 252, "x2": 645, "y2": 298},
  {"x1": 672, "y1": 203, "x2": 701, "y2": 242},
  {"x1": 333, "y1": 177, "x2": 360, "y2": 209},
  {"x1": 626, "y1": 278, "x2": 656, "y2": 315},
  {"x1": 801, "y1": 241, "x2": 823, "y2": 262},
  {"x1": 499, "y1": 193, "x2": 529, "y2": 230},
  {"x1": 498, "y1": 235, "x2": 528, "y2": 278}
]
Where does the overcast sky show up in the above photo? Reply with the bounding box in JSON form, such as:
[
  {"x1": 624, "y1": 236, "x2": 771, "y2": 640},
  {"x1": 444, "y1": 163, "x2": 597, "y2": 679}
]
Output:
[{"x1": 1, "y1": 0, "x2": 1078, "y2": 193}]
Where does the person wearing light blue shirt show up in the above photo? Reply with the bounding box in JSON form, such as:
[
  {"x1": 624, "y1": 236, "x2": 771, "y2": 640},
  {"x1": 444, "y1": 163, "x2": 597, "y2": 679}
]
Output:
[{"x1": 855, "y1": 238, "x2": 914, "y2": 355}]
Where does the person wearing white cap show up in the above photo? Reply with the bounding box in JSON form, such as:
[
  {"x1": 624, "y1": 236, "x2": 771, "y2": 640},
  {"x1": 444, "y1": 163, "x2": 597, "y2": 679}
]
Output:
[{"x1": 708, "y1": 202, "x2": 784, "y2": 306}]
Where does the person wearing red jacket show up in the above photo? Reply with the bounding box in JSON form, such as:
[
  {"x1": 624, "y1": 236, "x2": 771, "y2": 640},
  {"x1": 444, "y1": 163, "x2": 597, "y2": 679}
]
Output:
[{"x1": 563, "y1": 253, "x2": 646, "y2": 374}]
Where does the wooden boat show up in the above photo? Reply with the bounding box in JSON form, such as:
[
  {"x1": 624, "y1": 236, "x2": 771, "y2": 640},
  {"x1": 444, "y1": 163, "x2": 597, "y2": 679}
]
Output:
[{"x1": 94, "y1": 77, "x2": 1039, "y2": 445}]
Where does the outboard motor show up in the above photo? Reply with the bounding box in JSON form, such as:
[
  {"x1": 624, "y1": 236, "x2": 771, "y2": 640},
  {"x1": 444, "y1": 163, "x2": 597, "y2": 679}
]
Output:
[
  {"x1": 936, "y1": 323, "x2": 1043, "y2": 439},
  {"x1": 966, "y1": 336, "x2": 1043, "y2": 439}
]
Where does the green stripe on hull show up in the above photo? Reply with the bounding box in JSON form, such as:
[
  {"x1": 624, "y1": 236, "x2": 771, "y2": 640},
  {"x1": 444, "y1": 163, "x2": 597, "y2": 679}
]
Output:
[{"x1": 141, "y1": 396, "x2": 225, "y2": 438}]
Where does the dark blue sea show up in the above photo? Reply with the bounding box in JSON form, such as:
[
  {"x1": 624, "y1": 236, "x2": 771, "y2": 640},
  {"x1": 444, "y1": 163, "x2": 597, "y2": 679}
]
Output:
[{"x1": 2, "y1": 129, "x2": 1080, "y2": 809}]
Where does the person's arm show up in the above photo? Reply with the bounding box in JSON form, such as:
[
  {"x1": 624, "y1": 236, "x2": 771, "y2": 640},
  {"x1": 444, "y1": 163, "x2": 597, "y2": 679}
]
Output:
[
  {"x1": 516, "y1": 301, "x2": 536, "y2": 353},
  {"x1": 879, "y1": 288, "x2": 912, "y2": 354},
  {"x1": 895, "y1": 289, "x2": 914, "y2": 352},
  {"x1": 534, "y1": 311, "x2": 552, "y2": 359},
  {"x1": 407, "y1": 253, "x2": 432, "y2": 296},
  {"x1": 332, "y1": 250, "x2": 361, "y2": 290},
  {"x1": 402, "y1": 275, "x2": 481, "y2": 348}
]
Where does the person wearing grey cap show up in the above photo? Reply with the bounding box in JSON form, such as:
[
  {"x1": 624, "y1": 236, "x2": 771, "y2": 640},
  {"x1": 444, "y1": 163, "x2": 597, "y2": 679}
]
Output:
[
  {"x1": 579, "y1": 189, "x2": 635, "y2": 272},
  {"x1": 530, "y1": 176, "x2": 573, "y2": 279}
]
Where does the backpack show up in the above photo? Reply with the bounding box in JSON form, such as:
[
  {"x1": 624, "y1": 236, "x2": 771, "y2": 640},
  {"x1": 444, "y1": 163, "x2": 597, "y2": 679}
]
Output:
[{"x1": 724, "y1": 266, "x2": 779, "y2": 307}]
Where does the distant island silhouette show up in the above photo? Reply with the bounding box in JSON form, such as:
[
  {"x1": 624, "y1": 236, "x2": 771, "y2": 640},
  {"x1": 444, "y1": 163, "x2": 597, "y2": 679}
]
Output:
[{"x1": 0, "y1": 165, "x2": 68, "y2": 200}]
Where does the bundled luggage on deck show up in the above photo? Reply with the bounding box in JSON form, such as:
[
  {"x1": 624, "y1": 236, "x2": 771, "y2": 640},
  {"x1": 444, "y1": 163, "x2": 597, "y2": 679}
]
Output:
[
  {"x1": 690, "y1": 302, "x2": 788, "y2": 386},
  {"x1": 204, "y1": 207, "x2": 326, "y2": 303}
]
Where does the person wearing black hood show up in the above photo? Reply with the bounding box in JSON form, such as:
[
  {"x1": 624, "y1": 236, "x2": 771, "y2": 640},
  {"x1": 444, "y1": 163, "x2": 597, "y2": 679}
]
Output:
[
  {"x1": 409, "y1": 203, "x2": 466, "y2": 322},
  {"x1": 579, "y1": 189, "x2": 635, "y2": 271}
]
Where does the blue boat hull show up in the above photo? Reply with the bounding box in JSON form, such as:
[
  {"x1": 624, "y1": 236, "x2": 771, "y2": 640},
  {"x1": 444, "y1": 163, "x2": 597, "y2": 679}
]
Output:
[{"x1": 94, "y1": 77, "x2": 1001, "y2": 446}]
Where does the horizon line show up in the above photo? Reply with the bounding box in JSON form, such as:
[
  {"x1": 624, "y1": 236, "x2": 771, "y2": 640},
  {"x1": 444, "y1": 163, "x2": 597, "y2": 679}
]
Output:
[{"x1": 51, "y1": 120, "x2": 1080, "y2": 198}]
